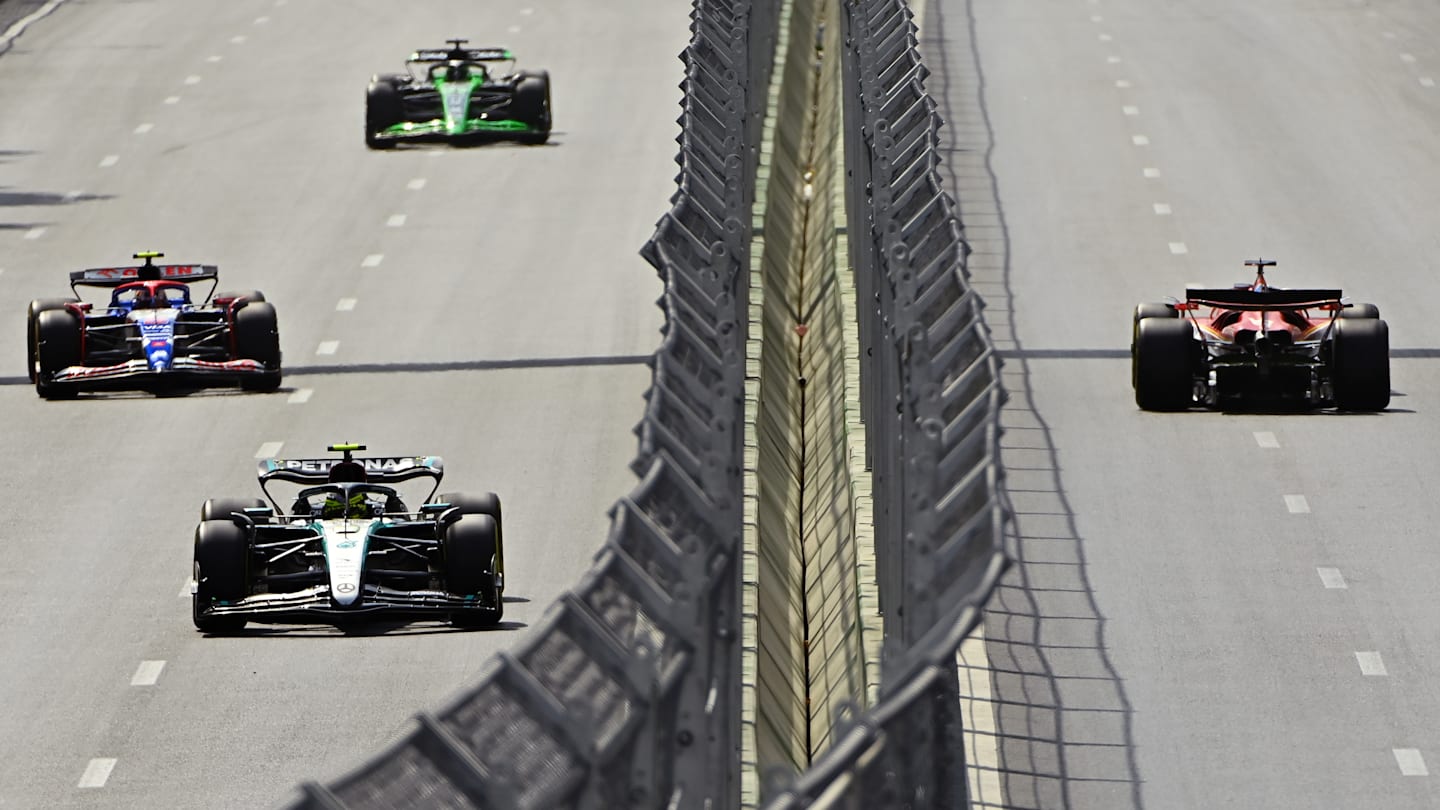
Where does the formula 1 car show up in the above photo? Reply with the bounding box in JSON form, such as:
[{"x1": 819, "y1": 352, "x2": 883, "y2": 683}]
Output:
[
  {"x1": 1132, "y1": 259, "x2": 1389, "y2": 411},
  {"x1": 26, "y1": 252, "x2": 281, "y2": 399},
  {"x1": 191, "y1": 444, "x2": 505, "y2": 633},
  {"x1": 365, "y1": 39, "x2": 551, "y2": 148}
]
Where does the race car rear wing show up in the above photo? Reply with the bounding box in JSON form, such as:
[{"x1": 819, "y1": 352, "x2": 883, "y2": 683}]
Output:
[
  {"x1": 410, "y1": 47, "x2": 511, "y2": 62},
  {"x1": 70, "y1": 263, "x2": 219, "y2": 289},
  {"x1": 1184, "y1": 288, "x2": 1344, "y2": 311},
  {"x1": 257, "y1": 455, "x2": 445, "y2": 485}
]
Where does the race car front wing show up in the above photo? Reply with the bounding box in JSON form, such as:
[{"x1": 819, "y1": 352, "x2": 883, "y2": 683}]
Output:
[{"x1": 196, "y1": 582, "x2": 499, "y2": 623}]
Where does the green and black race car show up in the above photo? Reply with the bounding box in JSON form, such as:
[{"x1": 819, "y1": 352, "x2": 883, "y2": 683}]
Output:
[{"x1": 365, "y1": 39, "x2": 551, "y2": 148}]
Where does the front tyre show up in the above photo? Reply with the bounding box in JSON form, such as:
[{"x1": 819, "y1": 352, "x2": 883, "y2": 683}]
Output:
[
  {"x1": 512, "y1": 70, "x2": 551, "y2": 145},
  {"x1": 193, "y1": 519, "x2": 250, "y2": 634},
  {"x1": 444, "y1": 514, "x2": 503, "y2": 627},
  {"x1": 35, "y1": 308, "x2": 82, "y2": 400},
  {"x1": 234, "y1": 302, "x2": 281, "y2": 392},
  {"x1": 366, "y1": 79, "x2": 403, "y2": 150}
]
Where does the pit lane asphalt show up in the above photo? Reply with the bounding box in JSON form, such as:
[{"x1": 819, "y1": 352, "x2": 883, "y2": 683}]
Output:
[
  {"x1": 0, "y1": 0, "x2": 682, "y2": 806},
  {"x1": 922, "y1": 0, "x2": 1440, "y2": 807}
]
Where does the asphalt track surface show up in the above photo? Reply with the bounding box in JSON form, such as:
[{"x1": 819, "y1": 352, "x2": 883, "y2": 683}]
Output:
[
  {"x1": 0, "y1": 1, "x2": 682, "y2": 807},
  {"x1": 922, "y1": 0, "x2": 1440, "y2": 807}
]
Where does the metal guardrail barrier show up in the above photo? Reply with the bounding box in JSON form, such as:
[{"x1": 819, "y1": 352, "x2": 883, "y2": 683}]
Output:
[
  {"x1": 760, "y1": 0, "x2": 1012, "y2": 805},
  {"x1": 281, "y1": 0, "x2": 774, "y2": 806}
]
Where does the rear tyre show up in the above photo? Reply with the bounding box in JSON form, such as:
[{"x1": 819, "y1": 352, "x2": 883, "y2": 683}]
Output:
[
  {"x1": 1134, "y1": 318, "x2": 1194, "y2": 411},
  {"x1": 193, "y1": 519, "x2": 250, "y2": 634},
  {"x1": 35, "y1": 309, "x2": 82, "y2": 400},
  {"x1": 444, "y1": 515, "x2": 503, "y2": 627},
  {"x1": 234, "y1": 302, "x2": 281, "y2": 392},
  {"x1": 26, "y1": 297, "x2": 78, "y2": 383},
  {"x1": 200, "y1": 497, "x2": 268, "y2": 524},
  {"x1": 366, "y1": 79, "x2": 403, "y2": 150},
  {"x1": 512, "y1": 71, "x2": 551, "y2": 145},
  {"x1": 1332, "y1": 318, "x2": 1390, "y2": 411},
  {"x1": 1132, "y1": 303, "x2": 1178, "y2": 387},
  {"x1": 1339, "y1": 303, "x2": 1379, "y2": 319}
]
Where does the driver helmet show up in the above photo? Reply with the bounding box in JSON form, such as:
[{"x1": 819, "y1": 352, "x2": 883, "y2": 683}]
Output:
[
  {"x1": 322, "y1": 491, "x2": 371, "y2": 519},
  {"x1": 444, "y1": 61, "x2": 470, "y2": 82},
  {"x1": 131, "y1": 287, "x2": 154, "y2": 308}
]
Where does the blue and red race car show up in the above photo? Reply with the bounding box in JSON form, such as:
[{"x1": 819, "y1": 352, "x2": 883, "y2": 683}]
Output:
[{"x1": 26, "y1": 252, "x2": 281, "y2": 398}]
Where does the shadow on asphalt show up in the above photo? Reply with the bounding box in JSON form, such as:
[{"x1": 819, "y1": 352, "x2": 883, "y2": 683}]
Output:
[{"x1": 926, "y1": 1, "x2": 1144, "y2": 807}]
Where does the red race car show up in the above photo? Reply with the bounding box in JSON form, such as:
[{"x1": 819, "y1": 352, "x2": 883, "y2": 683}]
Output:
[{"x1": 1132, "y1": 259, "x2": 1389, "y2": 411}]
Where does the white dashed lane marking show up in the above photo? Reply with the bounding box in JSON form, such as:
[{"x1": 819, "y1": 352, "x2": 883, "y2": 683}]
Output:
[
  {"x1": 1285, "y1": 495, "x2": 1310, "y2": 514},
  {"x1": 231, "y1": 35, "x2": 247, "y2": 44},
  {"x1": 1098, "y1": 33, "x2": 1112, "y2": 42},
  {"x1": 164, "y1": 95, "x2": 180, "y2": 105},
  {"x1": 288, "y1": 388, "x2": 313, "y2": 404},
  {"x1": 317, "y1": 340, "x2": 339, "y2": 355},
  {"x1": 99, "y1": 155, "x2": 119, "y2": 168},
  {"x1": 386, "y1": 214, "x2": 407, "y2": 228},
  {"x1": 1356, "y1": 652, "x2": 1388, "y2": 677},
  {"x1": 1253, "y1": 431, "x2": 1279, "y2": 448},
  {"x1": 255, "y1": 441, "x2": 283, "y2": 459},
  {"x1": 24, "y1": 227, "x2": 44, "y2": 240},
  {"x1": 1152, "y1": 203, "x2": 1171, "y2": 215},
  {"x1": 1168, "y1": 242, "x2": 1188, "y2": 255},
  {"x1": 407, "y1": 178, "x2": 427, "y2": 191},
  {"x1": 206, "y1": 55, "x2": 222, "y2": 63},
  {"x1": 361, "y1": 253, "x2": 384, "y2": 268},
  {"x1": 1395, "y1": 749, "x2": 1428, "y2": 776},
  {"x1": 1131, "y1": 134, "x2": 1150, "y2": 145},
  {"x1": 184, "y1": 75, "x2": 201, "y2": 85},
  {"x1": 1122, "y1": 105, "x2": 1139, "y2": 116},
  {"x1": 255, "y1": 15, "x2": 270, "y2": 24},
  {"x1": 1318, "y1": 568, "x2": 1347, "y2": 589},
  {"x1": 1090, "y1": 14, "x2": 1103, "y2": 22},
  {"x1": 1107, "y1": 55, "x2": 1122, "y2": 64},
  {"x1": 133, "y1": 123, "x2": 153, "y2": 134},
  {"x1": 63, "y1": 189, "x2": 83, "y2": 203},
  {"x1": 1143, "y1": 167, "x2": 1161, "y2": 178},
  {"x1": 1421, "y1": 78, "x2": 1436, "y2": 88},
  {"x1": 336, "y1": 298, "x2": 357, "y2": 311},
  {"x1": 1116, "y1": 79, "x2": 1132, "y2": 88},
  {"x1": 78, "y1": 758, "x2": 117, "y2": 788},
  {"x1": 131, "y1": 660, "x2": 165, "y2": 686},
  {"x1": 1400, "y1": 53, "x2": 1417, "y2": 64}
]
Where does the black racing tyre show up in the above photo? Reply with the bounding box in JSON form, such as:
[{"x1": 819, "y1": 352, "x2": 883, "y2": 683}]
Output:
[
  {"x1": 234, "y1": 302, "x2": 281, "y2": 392},
  {"x1": 1339, "y1": 303, "x2": 1380, "y2": 320},
  {"x1": 1332, "y1": 318, "x2": 1390, "y2": 411},
  {"x1": 35, "y1": 308, "x2": 82, "y2": 400},
  {"x1": 512, "y1": 70, "x2": 551, "y2": 145},
  {"x1": 366, "y1": 79, "x2": 403, "y2": 150},
  {"x1": 193, "y1": 519, "x2": 250, "y2": 633},
  {"x1": 26, "y1": 297, "x2": 78, "y2": 383},
  {"x1": 215, "y1": 289, "x2": 266, "y2": 304},
  {"x1": 1133, "y1": 317, "x2": 1195, "y2": 411},
  {"x1": 435, "y1": 491, "x2": 503, "y2": 582},
  {"x1": 444, "y1": 515, "x2": 503, "y2": 627},
  {"x1": 200, "y1": 497, "x2": 268, "y2": 524},
  {"x1": 1132, "y1": 303, "x2": 1178, "y2": 387}
]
